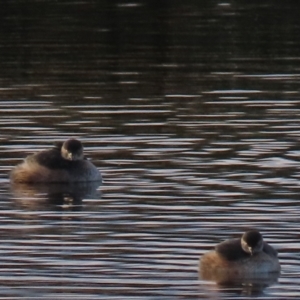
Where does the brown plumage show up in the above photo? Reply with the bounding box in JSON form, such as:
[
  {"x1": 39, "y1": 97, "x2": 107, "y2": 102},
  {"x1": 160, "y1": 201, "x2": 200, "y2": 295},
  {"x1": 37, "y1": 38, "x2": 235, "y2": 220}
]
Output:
[
  {"x1": 10, "y1": 139, "x2": 101, "y2": 183},
  {"x1": 200, "y1": 230, "x2": 280, "y2": 279}
]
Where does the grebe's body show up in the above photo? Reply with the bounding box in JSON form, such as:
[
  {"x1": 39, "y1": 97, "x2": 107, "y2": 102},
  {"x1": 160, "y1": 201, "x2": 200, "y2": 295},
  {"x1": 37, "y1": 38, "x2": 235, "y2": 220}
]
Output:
[
  {"x1": 10, "y1": 139, "x2": 101, "y2": 183},
  {"x1": 200, "y1": 230, "x2": 280, "y2": 276}
]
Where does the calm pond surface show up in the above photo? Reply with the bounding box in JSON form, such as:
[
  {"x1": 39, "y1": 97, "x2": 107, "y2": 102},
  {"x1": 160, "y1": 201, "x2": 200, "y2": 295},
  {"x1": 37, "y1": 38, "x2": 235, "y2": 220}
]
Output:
[{"x1": 1, "y1": 1, "x2": 300, "y2": 299}]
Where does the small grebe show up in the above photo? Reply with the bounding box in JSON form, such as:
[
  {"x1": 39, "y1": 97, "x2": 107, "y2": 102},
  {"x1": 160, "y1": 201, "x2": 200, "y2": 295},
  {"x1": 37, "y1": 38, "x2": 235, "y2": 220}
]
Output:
[
  {"x1": 10, "y1": 139, "x2": 101, "y2": 183},
  {"x1": 200, "y1": 230, "x2": 280, "y2": 276}
]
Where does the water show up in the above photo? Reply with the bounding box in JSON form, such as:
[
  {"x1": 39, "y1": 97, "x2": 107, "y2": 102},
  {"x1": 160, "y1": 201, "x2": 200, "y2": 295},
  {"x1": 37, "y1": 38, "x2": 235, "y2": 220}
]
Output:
[{"x1": 0, "y1": 1, "x2": 300, "y2": 299}]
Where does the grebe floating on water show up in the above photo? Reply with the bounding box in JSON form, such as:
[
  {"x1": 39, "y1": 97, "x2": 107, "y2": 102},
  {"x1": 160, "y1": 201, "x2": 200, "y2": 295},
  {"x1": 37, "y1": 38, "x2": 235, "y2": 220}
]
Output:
[
  {"x1": 10, "y1": 139, "x2": 101, "y2": 183},
  {"x1": 200, "y1": 230, "x2": 280, "y2": 276}
]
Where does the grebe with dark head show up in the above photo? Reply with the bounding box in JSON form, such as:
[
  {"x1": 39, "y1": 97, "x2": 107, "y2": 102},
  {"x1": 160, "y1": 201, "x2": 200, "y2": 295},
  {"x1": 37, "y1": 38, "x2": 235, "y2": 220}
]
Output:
[
  {"x1": 10, "y1": 139, "x2": 101, "y2": 183},
  {"x1": 200, "y1": 230, "x2": 280, "y2": 276}
]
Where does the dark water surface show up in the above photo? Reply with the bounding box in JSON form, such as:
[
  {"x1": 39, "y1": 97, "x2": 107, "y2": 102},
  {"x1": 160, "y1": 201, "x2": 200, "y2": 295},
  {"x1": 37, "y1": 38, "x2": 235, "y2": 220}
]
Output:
[{"x1": 1, "y1": 1, "x2": 300, "y2": 299}]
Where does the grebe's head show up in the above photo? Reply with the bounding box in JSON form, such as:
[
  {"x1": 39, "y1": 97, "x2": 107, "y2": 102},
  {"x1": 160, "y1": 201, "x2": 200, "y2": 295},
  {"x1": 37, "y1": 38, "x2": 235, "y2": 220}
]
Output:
[
  {"x1": 241, "y1": 230, "x2": 264, "y2": 256},
  {"x1": 61, "y1": 139, "x2": 84, "y2": 161}
]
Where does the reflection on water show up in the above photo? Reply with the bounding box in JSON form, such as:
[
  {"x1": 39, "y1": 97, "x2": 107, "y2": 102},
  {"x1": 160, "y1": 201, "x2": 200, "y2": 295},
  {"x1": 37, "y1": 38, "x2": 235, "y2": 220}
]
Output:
[
  {"x1": 11, "y1": 181, "x2": 101, "y2": 211},
  {"x1": 0, "y1": 0, "x2": 300, "y2": 299},
  {"x1": 200, "y1": 273, "x2": 280, "y2": 297},
  {"x1": 199, "y1": 265, "x2": 280, "y2": 296}
]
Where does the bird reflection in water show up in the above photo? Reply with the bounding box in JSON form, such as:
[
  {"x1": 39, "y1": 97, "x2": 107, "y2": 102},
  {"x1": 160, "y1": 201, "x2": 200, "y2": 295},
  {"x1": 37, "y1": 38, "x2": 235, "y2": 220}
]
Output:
[
  {"x1": 199, "y1": 266, "x2": 280, "y2": 296},
  {"x1": 10, "y1": 181, "x2": 101, "y2": 211}
]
